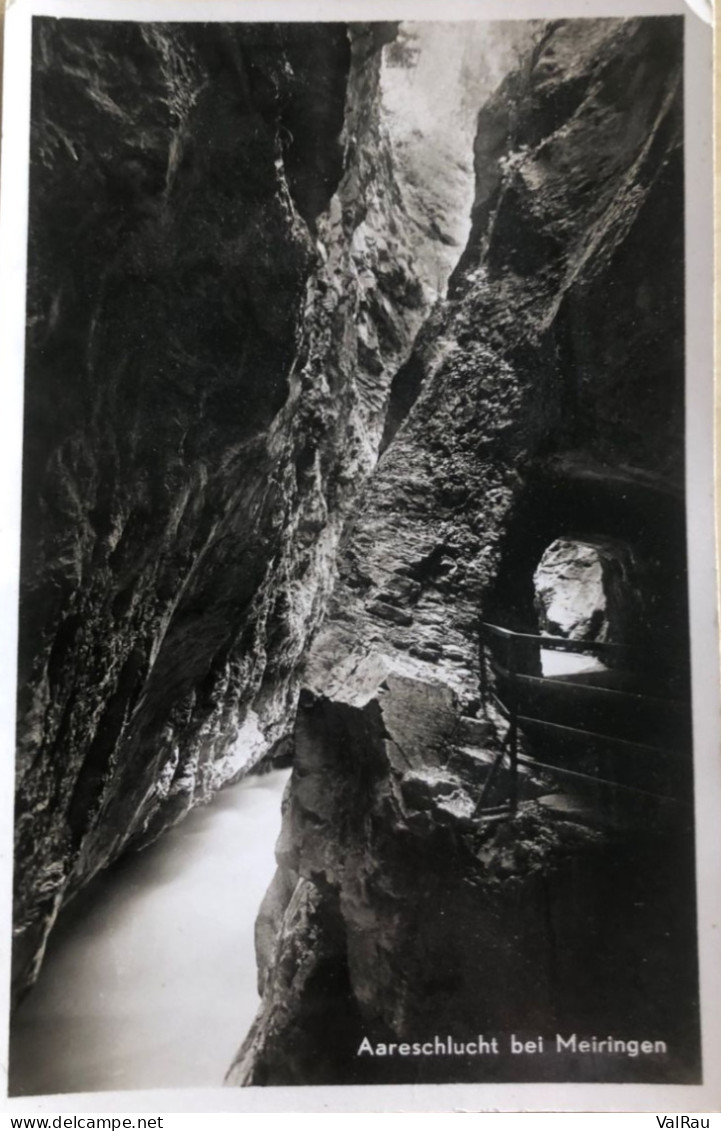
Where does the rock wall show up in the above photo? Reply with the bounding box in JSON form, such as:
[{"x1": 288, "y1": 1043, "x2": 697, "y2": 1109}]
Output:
[
  {"x1": 14, "y1": 19, "x2": 460, "y2": 1001},
  {"x1": 233, "y1": 18, "x2": 699, "y2": 1086},
  {"x1": 533, "y1": 537, "x2": 645, "y2": 646}
]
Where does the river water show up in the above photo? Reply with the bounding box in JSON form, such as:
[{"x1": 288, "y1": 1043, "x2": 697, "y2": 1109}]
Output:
[{"x1": 10, "y1": 769, "x2": 290, "y2": 1097}]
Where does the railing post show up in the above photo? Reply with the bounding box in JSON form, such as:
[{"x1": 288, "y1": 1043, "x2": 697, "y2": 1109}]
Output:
[{"x1": 479, "y1": 621, "x2": 487, "y2": 712}]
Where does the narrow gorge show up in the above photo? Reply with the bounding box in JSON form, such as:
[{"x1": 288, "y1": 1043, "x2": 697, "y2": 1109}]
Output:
[{"x1": 11, "y1": 15, "x2": 698, "y2": 1092}]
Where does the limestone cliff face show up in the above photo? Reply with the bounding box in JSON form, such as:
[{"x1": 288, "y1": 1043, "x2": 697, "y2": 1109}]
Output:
[
  {"x1": 231, "y1": 18, "x2": 698, "y2": 1086},
  {"x1": 14, "y1": 20, "x2": 452, "y2": 1000}
]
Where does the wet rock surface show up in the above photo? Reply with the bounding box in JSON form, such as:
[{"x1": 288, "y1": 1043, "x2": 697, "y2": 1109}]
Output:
[{"x1": 533, "y1": 537, "x2": 644, "y2": 645}]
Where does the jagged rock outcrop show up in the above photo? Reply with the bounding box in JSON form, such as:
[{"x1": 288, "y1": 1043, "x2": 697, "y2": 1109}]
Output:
[
  {"x1": 14, "y1": 20, "x2": 465, "y2": 1001},
  {"x1": 236, "y1": 17, "x2": 698, "y2": 1085}
]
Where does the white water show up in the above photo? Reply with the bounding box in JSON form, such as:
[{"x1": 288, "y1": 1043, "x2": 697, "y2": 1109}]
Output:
[{"x1": 10, "y1": 769, "x2": 290, "y2": 1097}]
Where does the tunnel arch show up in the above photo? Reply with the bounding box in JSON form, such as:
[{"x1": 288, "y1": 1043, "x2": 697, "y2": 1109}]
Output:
[{"x1": 483, "y1": 458, "x2": 690, "y2": 692}]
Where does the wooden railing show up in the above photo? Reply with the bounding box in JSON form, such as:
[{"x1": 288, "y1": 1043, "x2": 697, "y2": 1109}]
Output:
[{"x1": 477, "y1": 621, "x2": 691, "y2": 814}]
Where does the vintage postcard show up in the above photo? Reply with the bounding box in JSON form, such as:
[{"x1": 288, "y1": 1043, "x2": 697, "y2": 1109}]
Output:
[{"x1": 0, "y1": 0, "x2": 718, "y2": 1113}]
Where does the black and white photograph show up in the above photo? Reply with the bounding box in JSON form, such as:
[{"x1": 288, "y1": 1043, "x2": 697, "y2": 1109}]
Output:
[{"x1": 0, "y1": 0, "x2": 718, "y2": 1111}]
